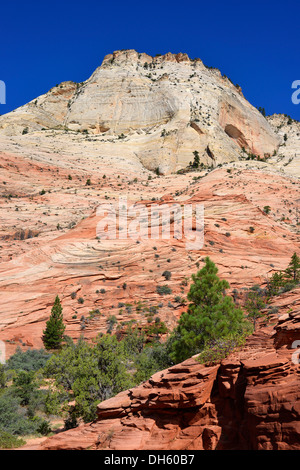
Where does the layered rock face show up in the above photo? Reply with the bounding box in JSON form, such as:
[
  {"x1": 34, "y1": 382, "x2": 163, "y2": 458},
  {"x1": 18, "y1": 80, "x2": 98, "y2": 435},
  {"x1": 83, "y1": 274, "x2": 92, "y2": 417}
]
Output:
[
  {"x1": 0, "y1": 165, "x2": 299, "y2": 357},
  {"x1": 0, "y1": 49, "x2": 299, "y2": 451},
  {"x1": 29, "y1": 292, "x2": 300, "y2": 451},
  {"x1": 267, "y1": 114, "x2": 300, "y2": 177},
  {"x1": 0, "y1": 81, "x2": 78, "y2": 134},
  {"x1": 0, "y1": 50, "x2": 280, "y2": 174}
]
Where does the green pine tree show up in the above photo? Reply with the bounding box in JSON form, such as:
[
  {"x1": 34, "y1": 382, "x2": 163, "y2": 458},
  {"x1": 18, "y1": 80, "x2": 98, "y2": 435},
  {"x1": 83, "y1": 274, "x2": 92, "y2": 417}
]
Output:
[
  {"x1": 169, "y1": 257, "x2": 246, "y2": 363},
  {"x1": 267, "y1": 271, "x2": 285, "y2": 296},
  {"x1": 284, "y1": 252, "x2": 300, "y2": 283},
  {"x1": 192, "y1": 150, "x2": 200, "y2": 168},
  {"x1": 42, "y1": 296, "x2": 66, "y2": 350}
]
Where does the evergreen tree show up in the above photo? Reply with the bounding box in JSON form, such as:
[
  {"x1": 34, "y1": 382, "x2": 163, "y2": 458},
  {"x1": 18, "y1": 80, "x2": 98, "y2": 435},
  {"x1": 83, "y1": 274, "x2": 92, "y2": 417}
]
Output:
[
  {"x1": 192, "y1": 150, "x2": 200, "y2": 168},
  {"x1": 43, "y1": 334, "x2": 134, "y2": 423},
  {"x1": 267, "y1": 271, "x2": 283, "y2": 296},
  {"x1": 284, "y1": 252, "x2": 300, "y2": 283},
  {"x1": 42, "y1": 296, "x2": 66, "y2": 350},
  {"x1": 169, "y1": 257, "x2": 246, "y2": 363}
]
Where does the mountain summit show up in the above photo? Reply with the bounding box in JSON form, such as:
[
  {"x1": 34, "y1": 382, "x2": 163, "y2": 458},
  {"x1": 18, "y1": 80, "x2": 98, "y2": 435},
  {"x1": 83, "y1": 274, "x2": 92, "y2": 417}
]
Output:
[{"x1": 0, "y1": 49, "x2": 280, "y2": 174}]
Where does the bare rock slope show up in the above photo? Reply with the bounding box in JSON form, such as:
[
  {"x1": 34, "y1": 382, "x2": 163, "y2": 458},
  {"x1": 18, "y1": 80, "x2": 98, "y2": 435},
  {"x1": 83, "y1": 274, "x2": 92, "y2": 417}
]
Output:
[
  {"x1": 0, "y1": 50, "x2": 281, "y2": 174},
  {"x1": 0, "y1": 165, "x2": 299, "y2": 356}
]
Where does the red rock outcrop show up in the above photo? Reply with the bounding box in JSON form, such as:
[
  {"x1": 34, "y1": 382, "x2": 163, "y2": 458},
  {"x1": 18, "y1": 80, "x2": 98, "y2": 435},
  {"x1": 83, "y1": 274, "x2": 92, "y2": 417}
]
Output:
[
  {"x1": 26, "y1": 292, "x2": 299, "y2": 451},
  {"x1": 0, "y1": 165, "x2": 299, "y2": 358}
]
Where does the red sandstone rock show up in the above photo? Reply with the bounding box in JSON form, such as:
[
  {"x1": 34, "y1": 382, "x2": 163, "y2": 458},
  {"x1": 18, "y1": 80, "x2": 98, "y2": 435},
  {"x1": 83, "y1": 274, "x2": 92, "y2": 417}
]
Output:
[
  {"x1": 0, "y1": 166, "x2": 299, "y2": 357},
  {"x1": 0, "y1": 51, "x2": 299, "y2": 451},
  {"x1": 23, "y1": 302, "x2": 300, "y2": 451}
]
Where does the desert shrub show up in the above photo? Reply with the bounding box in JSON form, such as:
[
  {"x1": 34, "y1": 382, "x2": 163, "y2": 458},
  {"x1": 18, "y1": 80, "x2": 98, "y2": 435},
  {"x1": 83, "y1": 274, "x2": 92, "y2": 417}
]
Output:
[
  {"x1": 0, "y1": 430, "x2": 25, "y2": 449},
  {"x1": 0, "y1": 391, "x2": 43, "y2": 436},
  {"x1": 106, "y1": 315, "x2": 117, "y2": 334},
  {"x1": 122, "y1": 327, "x2": 146, "y2": 358},
  {"x1": 156, "y1": 285, "x2": 172, "y2": 295},
  {"x1": 147, "y1": 321, "x2": 168, "y2": 336},
  {"x1": 12, "y1": 371, "x2": 48, "y2": 416},
  {"x1": 43, "y1": 385, "x2": 69, "y2": 417},
  {"x1": 174, "y1": 296, "x2": 186, "y2": 305},
  {"x1": 0, "y1": 365, "x2": 5, "y2": 389},
  {"x1": 43, "y1": 335, "x2": 134, "y2": 423},
  {"x1": 197, "y1": 334, "x2": 249, "y2": 365},
  {"x1": 5, "y1": 347, "x2": 51, "y2": 372},
  {"x1": 134, "y1": 343, "x2": 173, "y2": 383},
  {"x1": 268, "y1": 306, "x2": 279, "y2": 315},
  {"x1": 191, "y1": 150, "x2": 200, "y2": 168},
  {"x1": 162, "y1": 270, "x2": 172, "y2": 280},
  {"x1": 279, "y1": 282, "x2": 297, "y2": 294}
]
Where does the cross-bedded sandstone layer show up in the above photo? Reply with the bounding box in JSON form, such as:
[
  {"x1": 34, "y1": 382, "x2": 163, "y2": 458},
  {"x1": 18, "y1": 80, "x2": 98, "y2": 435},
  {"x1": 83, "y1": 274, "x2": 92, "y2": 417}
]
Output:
[{"x1": 0, "y1": 162, "x2": 299, "y2": 357}]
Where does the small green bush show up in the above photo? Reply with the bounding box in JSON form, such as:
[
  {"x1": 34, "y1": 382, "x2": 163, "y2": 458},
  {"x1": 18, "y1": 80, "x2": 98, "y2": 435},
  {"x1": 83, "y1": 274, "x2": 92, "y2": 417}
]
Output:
[
  {"x1": 162, "y1": 270, "x2": 172, "y2": 280},
  {"x1": 6, "y1": 347, "x2": 51, "y2": 372},
  {"x1": 156, "y1": 285, "x2": 172, "y2": 295},
  {"x1": 0, "y1": 430, "x2": 25, "y2": 449},
  {"x1": 197, "y1": 334, "x2": 249, "y2": 365}
]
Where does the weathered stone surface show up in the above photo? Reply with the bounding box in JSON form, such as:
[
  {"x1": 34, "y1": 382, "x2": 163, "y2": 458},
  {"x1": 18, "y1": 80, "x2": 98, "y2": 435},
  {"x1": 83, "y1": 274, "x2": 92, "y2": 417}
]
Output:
[
  {"x1": 267, "y1": 114, "x2": 300, "y2": 177},
  {"x1": 25, "y1": 307, "x2": 300, "y2": 451},
  {"x1": 0, "y1": 50, "x2": 281, "y2": 174},
  {"x1": 0, "y1": 49, "x2": 299, "y2": 451},
  {"x1": 0, "y1": 165, "x2": 299, "y2": 358}
]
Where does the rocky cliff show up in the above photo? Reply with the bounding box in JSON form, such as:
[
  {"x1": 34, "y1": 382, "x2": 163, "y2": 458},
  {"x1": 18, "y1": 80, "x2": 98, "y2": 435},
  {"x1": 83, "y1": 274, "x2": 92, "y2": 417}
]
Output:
[
  {"x1": 24, "y1": 288, "x2": 300, "y2": 451},
  {"x1": 0, "y1": 49, "x2": 281, "y2": 174},
  {"x1": 266, "y1": 114, "x2": 300, "y2": 177},
  {"x1": 0, "y1": 50, "x2": 299, "y2": 451},
  {"x1": 0, "y1": 166, "x2": 299, "y2": 357}
]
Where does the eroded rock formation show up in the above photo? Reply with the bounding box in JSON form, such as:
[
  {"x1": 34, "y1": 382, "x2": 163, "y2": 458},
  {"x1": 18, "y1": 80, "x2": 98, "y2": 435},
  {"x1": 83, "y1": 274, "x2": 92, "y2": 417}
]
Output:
[
  {"x1": 0, "y1": 166, "x2": 299, "y2": 358},
  {"x1": 26, "y1": 293, "x2": 300, "y2": 451},
  {"x1": 0, "y1": 50, "x2": 281, "y2": 174},
  {"x1": 0, "y1": 50, "x2": 299, "y2": 451}
]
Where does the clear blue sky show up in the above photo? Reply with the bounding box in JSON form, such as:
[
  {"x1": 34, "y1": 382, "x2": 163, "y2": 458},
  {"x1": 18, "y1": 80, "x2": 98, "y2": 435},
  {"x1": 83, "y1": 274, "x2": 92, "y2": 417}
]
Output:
[{"x1": 0, "y1": 0, "x2": 299, "y2": 119}]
